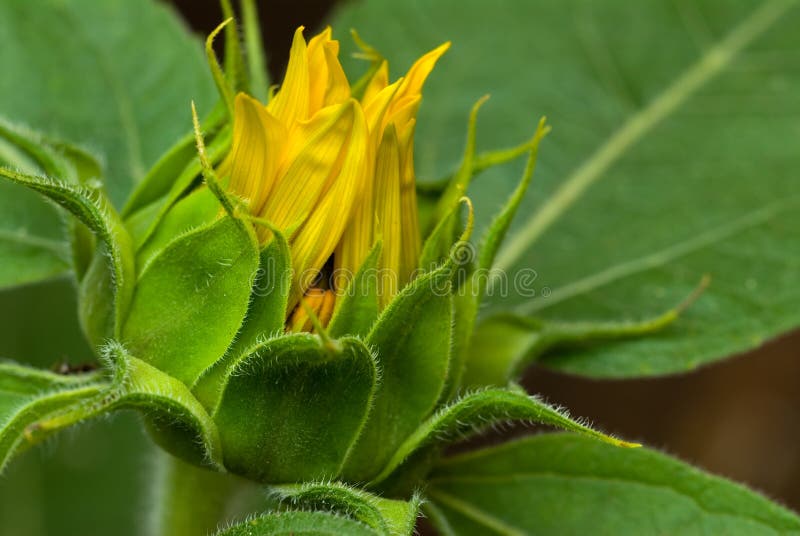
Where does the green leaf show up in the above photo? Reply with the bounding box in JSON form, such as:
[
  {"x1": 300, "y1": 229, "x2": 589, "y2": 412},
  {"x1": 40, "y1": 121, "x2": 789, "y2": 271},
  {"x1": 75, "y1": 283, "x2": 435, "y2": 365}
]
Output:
[
  {"x1": 0, "y1": 0, "x2": 216, "y2": 206},
  {"x1": 122, "y1": 216, "x2": 259, "y2": 386},
  {"x1": 0, "y1": 361, "x2": 105, "y2": 472},
  {"x1": 464, "y1": 306, "x2": 688, "y2": 389},
  {"x1": 273, "y1": 482, "x2": 421, "y2": 536},
  {"x1": 372, "y1": 388, "x2": 635, "y2": 489},
  {"x1": 0, "y1": 121, "x2": 72, "y2": 288},
  {"x1": 21, "y1": 344, "x2": 224, "y2": 470},
  {"x1": 334, "y1": 0, "x2": 800, "y2": 378},
  {"x1": 214, "y1": 334, "x2": 378, "y2": 483},
  {"x1": 426, "y1": 433, "x2": 800, "y2": 535},
  {"x1": 0, "y1": 168, "x2": 135, "y2": 347},
  {"x1": 328, "y1": 241, "x2": 382, "y2": 339},
  {"x1": 214, "y1": 510, "x2": 377, "y2": 536},
  {"x1": 342, "y1": 266, "x2": 453, "y2": 482}
]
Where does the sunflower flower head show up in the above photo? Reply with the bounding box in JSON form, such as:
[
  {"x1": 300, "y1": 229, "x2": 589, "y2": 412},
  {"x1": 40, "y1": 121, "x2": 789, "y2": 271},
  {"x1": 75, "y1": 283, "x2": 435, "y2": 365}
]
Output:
[{"x1": 220, "y1": 26, "x2": 450, "y2": 328}]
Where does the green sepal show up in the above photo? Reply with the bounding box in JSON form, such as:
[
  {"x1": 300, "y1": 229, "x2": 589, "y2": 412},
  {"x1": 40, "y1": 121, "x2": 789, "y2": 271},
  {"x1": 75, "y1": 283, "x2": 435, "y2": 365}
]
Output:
[
  {"x1": 0, "y1": 361, "x2": 104, "y2": 473},
  {"x1": 440, "y1": 289, "x2": 479, "y2": 403},
  {"x1": 476, "y1": 118, "x2": 548, "y2": 297},
  {"x1": 426, "y1": 434, "x2": 800, "y2": 535},
  {"x1": 21, "y1": 343, "x2": 224, "y2": 470},
  {"x1": 422, "y1": 203, "x2": 477, "y2": 403},
  {"x1": 273, "y1": 482, "x2": 421, "y2": 536},
  {"x1": 122, "y1": 215, "x2": 259, "y2": 386},
  {"x1": 372, "y1": 387, "x2": 636, "y2": 493},
  {"x1": 0, "y1": 168, "x2": 135, "y2": 347},
  {"x1": 328, "y1": 241, "x2": 382, "y2": 338},
  {"x1": 463, "y1": 306, "x2": 684, "y2": 389},
  {"x1": 214, "y1": 511, "x2": 378, "y2": 536},
  {"x1": 342, "y1": 265, "x2": 453, "y2": 482},
  {"x1": 419, "y1": 201, "x2": 463, "y2": 273},
  {"x1": 47, "y1": 139, "x2": 104, "y2": 281},
  {"x1": 135, "y1": 186, "x2": 222, "y2": 270},
  {"x1": 114, "y1": 350, "x2": 224, "y2": 469},
  {"x1": 214, "y1": 334, "x2": 378, "y2": 483},
  {"x1": 229, "y1": 231, "x2": 292, "y2": 356},
  {"x1": 425, "y1": 96, "x2": 487, "y2": 237},
  {"x1": 192, "y1": 228, "x2": 292, "y2": 410},
  {"x1": 122, "y1": 102, "x2": 226, "y2": 218},
  {"x1": 128, "y1": 124, "x2": 232, "y2": 249}
]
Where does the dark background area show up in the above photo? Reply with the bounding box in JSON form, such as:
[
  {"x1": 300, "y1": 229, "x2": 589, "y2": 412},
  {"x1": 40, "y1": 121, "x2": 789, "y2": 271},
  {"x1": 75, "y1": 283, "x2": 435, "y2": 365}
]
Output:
[{"x1": 168, "y1": 0, "x2": 800, "y2": 512}]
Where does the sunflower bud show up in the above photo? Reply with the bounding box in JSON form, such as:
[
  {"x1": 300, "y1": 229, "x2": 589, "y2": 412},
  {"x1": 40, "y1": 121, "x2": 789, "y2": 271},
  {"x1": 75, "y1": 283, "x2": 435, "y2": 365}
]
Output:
[{"x1": 43, "y1": 21, "x2": 553, "y2": 488}]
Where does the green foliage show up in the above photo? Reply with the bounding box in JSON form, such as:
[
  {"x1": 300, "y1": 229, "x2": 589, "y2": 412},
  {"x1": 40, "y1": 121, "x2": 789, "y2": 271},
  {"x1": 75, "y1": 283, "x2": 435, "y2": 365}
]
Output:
[
  {"x1": 3, "y1": 1, "x2": 800, "y2": 534},
  {"x1": 215, "y1": 511, "x2": 377, "y2": 536},
  {"x1": 342, "y1": 266, "x2": 453, "y2": 482},
  {"x1": 334, "y1": 0, "x2": 800, "y2": 378},
  {"x1": 273, "y1": 482, "x2": 421, "y2": 535},
  {"x1": 230, "y1": 233, "x2": 293, "y2": 356},
  {"x1": 122, "y1": 216, "x2": 259, "y2": 386},
  {"x1": 372, "y1": 388, "x2": 636, "y2": 489},
  {"x1": 214, "y1": 335, "x2": 378, "y2": 483},
  {"x1": 0, "y1": 168, "x2": 135, "y2": 349},
  {"x1": 426, "y1": 434, "x2": 800, "y2": 535},
  {"x1": 0, "y1": 362, "x2": 104, "y2": 472},
  {"x1": 0, "y1": 0, "x2": 216, "y2": 207},
  {"x1": 463, "y1": 303, "x2": 689, "y2": 389}
]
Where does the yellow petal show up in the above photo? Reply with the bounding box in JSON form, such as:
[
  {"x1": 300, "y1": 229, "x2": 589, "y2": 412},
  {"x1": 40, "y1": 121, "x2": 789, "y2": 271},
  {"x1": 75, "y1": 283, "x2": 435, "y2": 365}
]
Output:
[
  {"x1": 333, "y1": 79, "x2": 403, "y2": 288},
  {"x1": 261, "y1": 101, "x2": 356, "y2": 235},
  {"x1": 333, "y1": 169, "x2": 374, "y2": 291},
  {"x1": 397, "y1": 119, "x2": 421, "y2": 284},
  {"x1": 289, "y1": 100, "x2": 368, "y2": 296},
  {"x1": 222, "y1": 93, "x2": 287, "y2": 214},
  {"x1": 322, "y1": 41, "x2": 351, "y2": 107},
  {"x1": 267, "y1": 27, "x2": 310, "y2": 125},
  {"x1": 306, "y1": 28, "x2": 350, "y2": 115},
  {"x1": 373, "y1": 124, "x2": 403, "y2": 307},
  {"x1": 306, "y1": 27, "x2": 333, "y2": 114},
  {"x1": 363, "y1": 78, "x2": 403, "y2": 145},
  {"x1": 288, "y1": 288, "x2": 336, "y2": 332},
  {"x1": 362, "y1": 60, "x2": 389, "y2": 105},
  {"x1": 395, "y1": 42, "x2": 450, "y2": 103},
  {"x1": 385, "y1": 94, "x2": 421, "y2": 134}
]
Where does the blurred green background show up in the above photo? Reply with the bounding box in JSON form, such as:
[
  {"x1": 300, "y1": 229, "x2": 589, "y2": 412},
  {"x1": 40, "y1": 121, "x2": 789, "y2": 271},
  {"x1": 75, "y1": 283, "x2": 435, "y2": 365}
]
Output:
[{"x1": 1, "y1": 1, "x2": 799, "y2": 534}]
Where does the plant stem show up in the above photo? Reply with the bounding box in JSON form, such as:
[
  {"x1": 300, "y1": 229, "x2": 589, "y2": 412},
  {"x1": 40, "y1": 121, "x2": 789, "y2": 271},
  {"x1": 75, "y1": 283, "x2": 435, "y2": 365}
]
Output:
[{"x1": 148, "y1": 451, "x2": 240, "y2": 536}]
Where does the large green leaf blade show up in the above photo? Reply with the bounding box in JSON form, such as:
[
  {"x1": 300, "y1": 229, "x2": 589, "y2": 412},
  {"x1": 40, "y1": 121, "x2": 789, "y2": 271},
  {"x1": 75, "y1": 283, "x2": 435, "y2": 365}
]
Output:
[
  {"x1": 0, "y1": 0, "x2": 216, "y2": 206},
  {"x1": 426, "y1": 433, "x2": 800, "y2": 535},
  {"x1": 333, "y1": 0, "x2": 800, "y2": 378}
]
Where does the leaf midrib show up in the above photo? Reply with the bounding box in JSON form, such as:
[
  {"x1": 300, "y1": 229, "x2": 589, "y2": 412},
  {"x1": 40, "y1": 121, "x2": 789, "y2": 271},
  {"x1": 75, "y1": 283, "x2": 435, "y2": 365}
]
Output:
[{"x1": 492, "y1": 0, "x2": 798, "y2": 279}]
